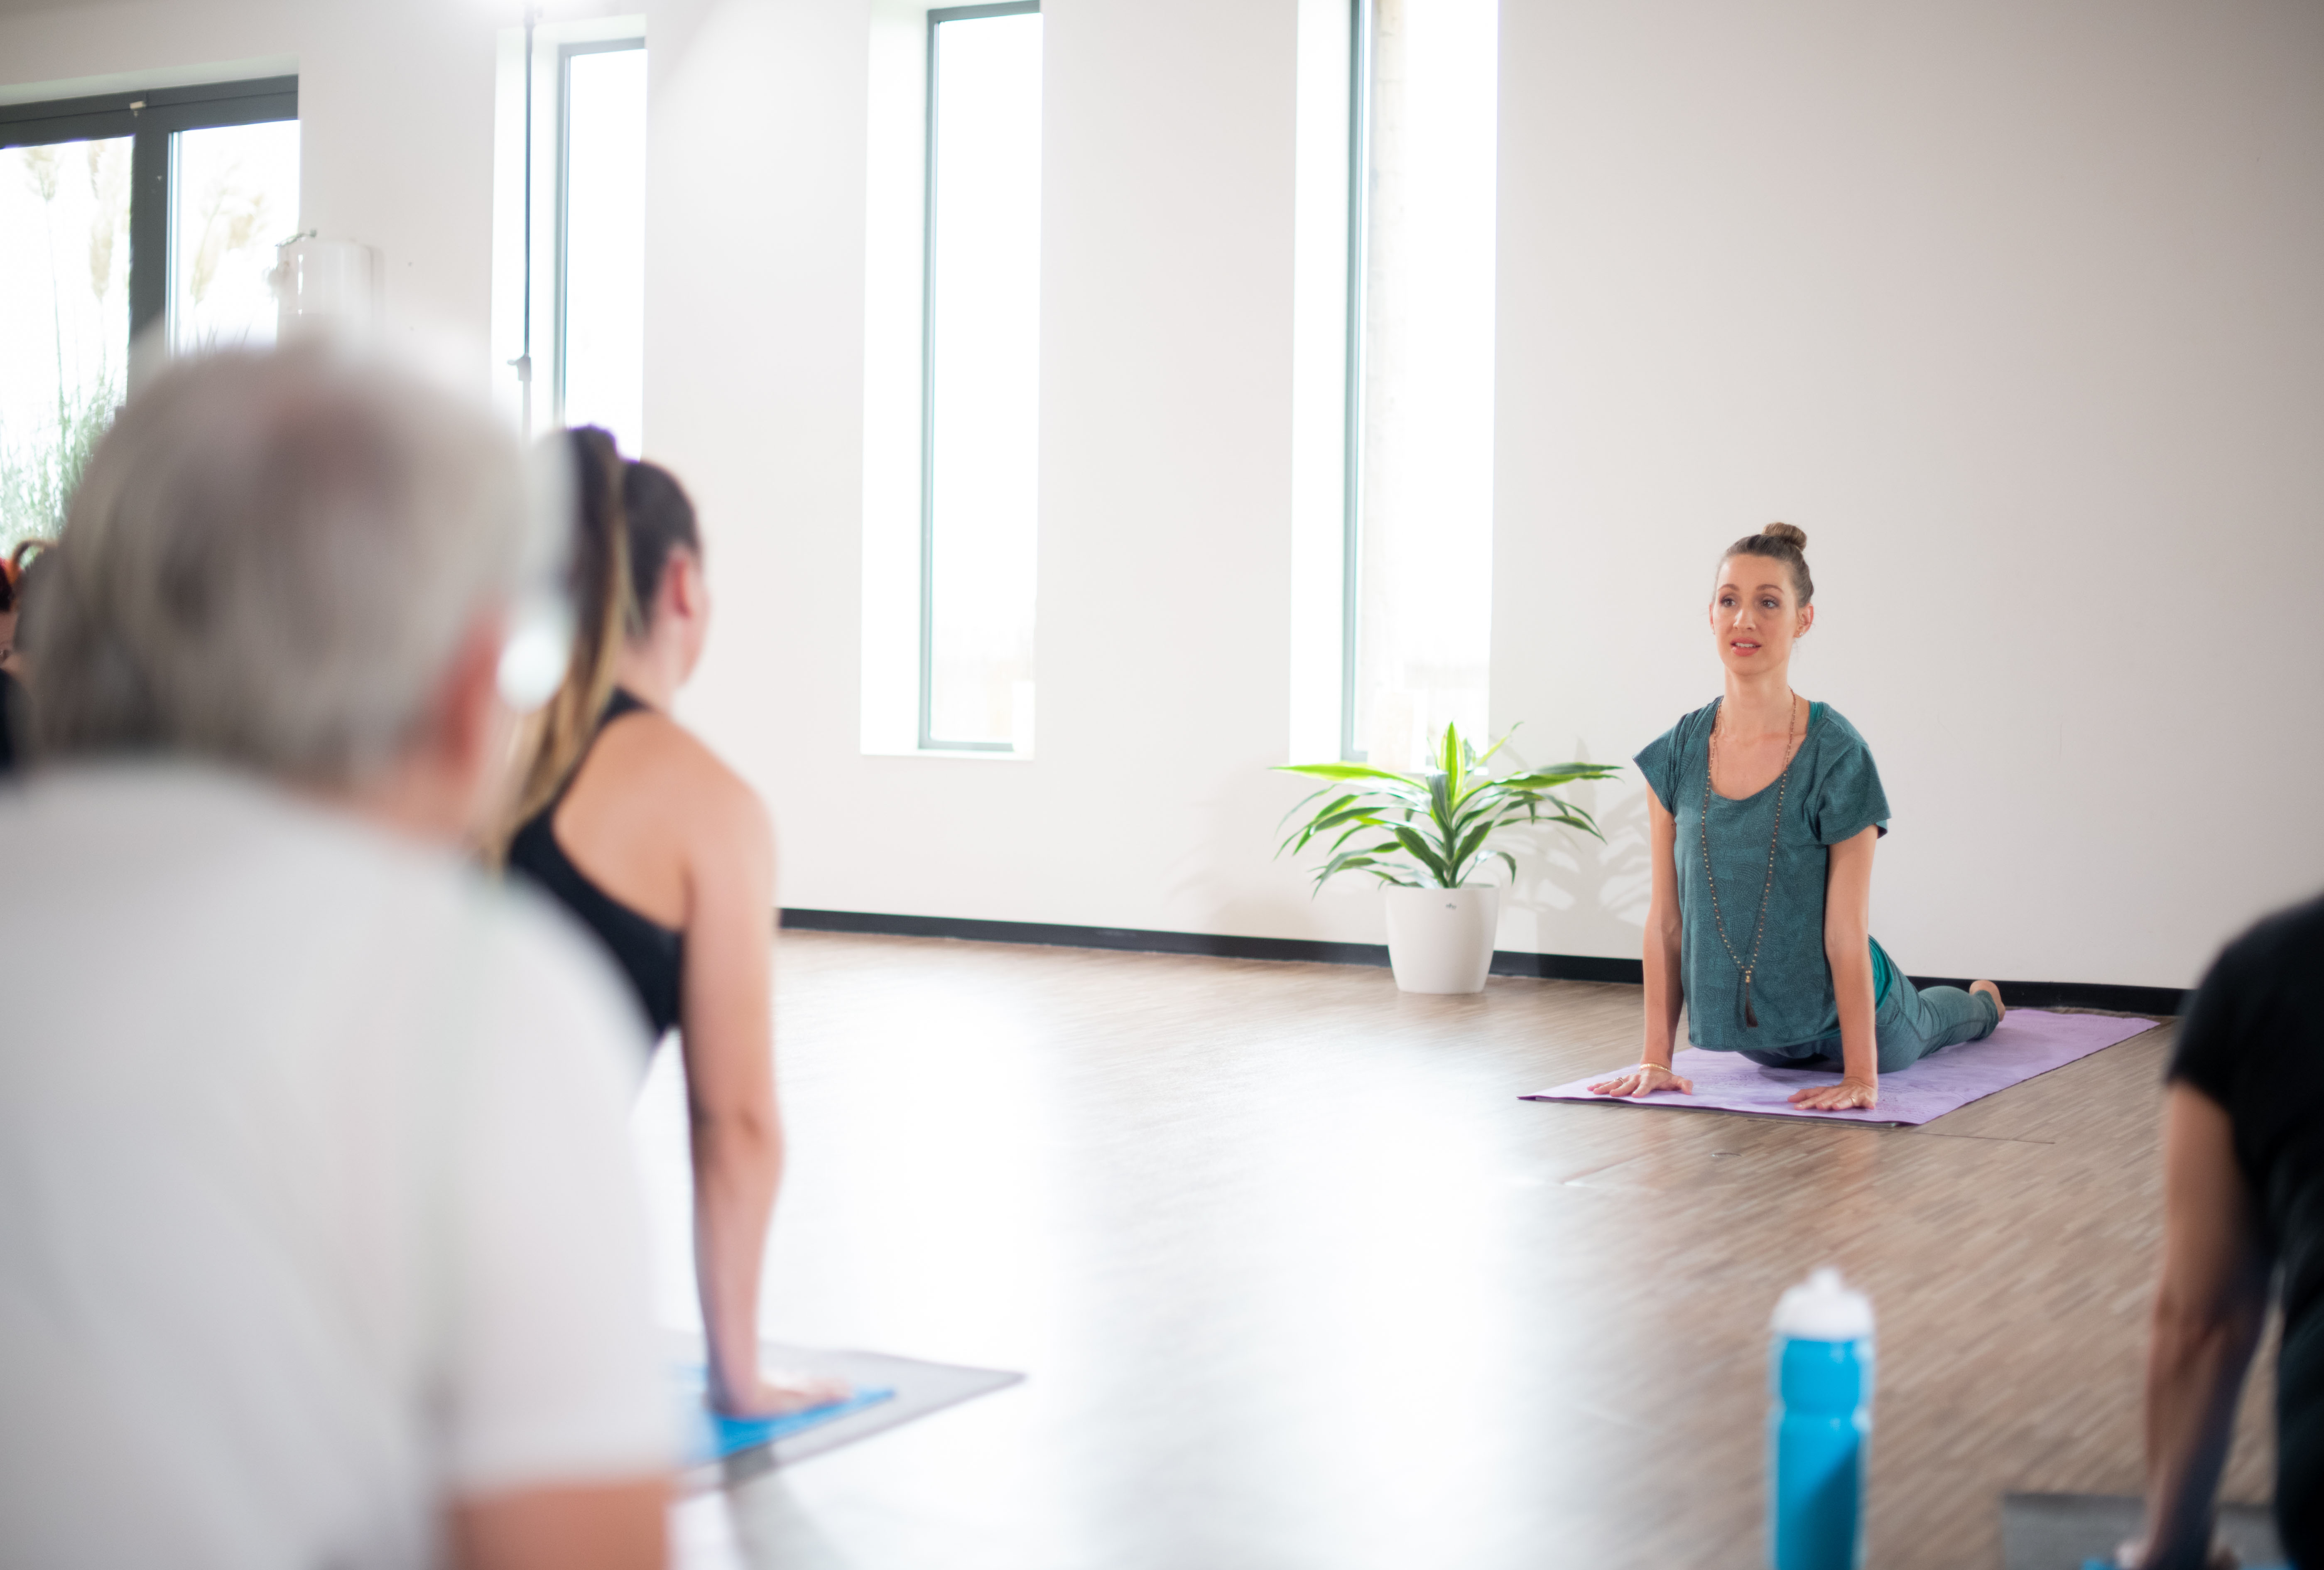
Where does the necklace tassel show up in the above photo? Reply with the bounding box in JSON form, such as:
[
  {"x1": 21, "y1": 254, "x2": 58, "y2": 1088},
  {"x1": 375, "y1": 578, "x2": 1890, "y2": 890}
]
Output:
[{"x1": 1703, "y1": 694, "x2": 1795, "y2": 1040}]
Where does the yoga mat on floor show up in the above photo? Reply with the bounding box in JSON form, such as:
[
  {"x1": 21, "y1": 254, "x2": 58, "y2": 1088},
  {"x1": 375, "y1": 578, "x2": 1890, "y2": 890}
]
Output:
[
  {"x1": 1521, "y1": 1008, "x2": 2160, "y2": 1126},
  {"x1": 2000, "y1": 1492, "x2": 2281, "y2": 1569},
  {"x1": 668, "y1": 1336, "x2": 1024, "y2": 1490}
]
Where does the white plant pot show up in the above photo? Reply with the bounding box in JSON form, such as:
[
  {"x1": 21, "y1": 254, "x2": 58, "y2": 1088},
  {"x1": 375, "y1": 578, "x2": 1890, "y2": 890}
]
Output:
[{"x1": 1382, "y1": 884, "x2": 1500, "y2": 994}]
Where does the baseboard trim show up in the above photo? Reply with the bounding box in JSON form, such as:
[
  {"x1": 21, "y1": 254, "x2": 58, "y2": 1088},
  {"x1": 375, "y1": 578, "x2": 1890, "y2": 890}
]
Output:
[
  {"x1": 778, "y1": 908, "x2": 1392, "y2": 969},
  {"x1": 777, "y1": 910, "x2": 2183, "y2": 1017}
]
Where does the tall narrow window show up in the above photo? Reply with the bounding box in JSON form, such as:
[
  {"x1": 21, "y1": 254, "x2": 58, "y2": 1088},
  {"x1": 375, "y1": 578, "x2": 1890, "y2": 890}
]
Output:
[
  {"x1": 0, "y1": 133, "x2": 129, "y2": 553},
  {"x1": 0, "y1": 77, "x2": 296, "y2": 553},
  {"x1": 557, "y1": 40, "x2": 647, "y2": 450},
  {"x1": 1342, "y1": 0, "x2": 1498, "y2": 765},
  {"x1": 169, "y1": 120, "x2": 300, "y2": 356},
  {"x1": 922, "y1": 2, "x2": 1042, "y2": 753}
]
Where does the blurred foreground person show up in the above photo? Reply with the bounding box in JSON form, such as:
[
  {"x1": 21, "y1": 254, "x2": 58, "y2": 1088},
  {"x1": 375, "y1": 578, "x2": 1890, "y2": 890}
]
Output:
[
  {"x1": 501, "y1": 428, "x2": 840, "y2": 1419},
  {"x1": 0, "y1": 350, "x2": 673, "y2": 1570},
  {"x1": 2130, "y1": 892, "x2": 2324, "y2": 1570}
]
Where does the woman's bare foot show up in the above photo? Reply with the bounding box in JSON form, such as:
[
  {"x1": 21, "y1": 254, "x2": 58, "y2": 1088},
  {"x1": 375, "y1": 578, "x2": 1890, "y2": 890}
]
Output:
[{"x1": 1971, "y1": 979, "x2": 2005, "y2": 1020}]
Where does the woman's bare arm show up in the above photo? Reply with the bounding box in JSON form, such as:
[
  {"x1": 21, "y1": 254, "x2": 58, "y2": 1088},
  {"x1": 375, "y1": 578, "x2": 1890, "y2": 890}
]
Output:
[
  {"x1": 674, "y1": 759, "x2": 843, "y2": 1417},
  {"x1": 1642, "y1": 790, "x2": 1685, "y2": 1062},
  {"x1": 2134, "y1": 1085, "x2": 2270, "y2": 1569},
  {"x1": 557, "y1": 713, "x2": 840, "y2": 1417},
  {"x1": 1793, "y1": 825, "x2": 1878, "y2": 1111},
  {"x1": 675, "y1": 766, "x2": 786, "y2": 1413},
  {"x1": 1590, "y1": 787, "x2": 1692, "y2": 1097}
]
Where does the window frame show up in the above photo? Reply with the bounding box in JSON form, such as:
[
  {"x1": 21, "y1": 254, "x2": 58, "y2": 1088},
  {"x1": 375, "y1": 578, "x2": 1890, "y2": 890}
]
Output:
[
  {"x1": 1333, "y1": 0, "x2": 1499, "y2": 765},
  {"x1": 0, "y1": 76, "x2": 299, "y2": 347},
  {"x1": 1339, "y1": 0, "x2": 1374, "y2": 761},
  {"x1": 552, "y1": 37, "x2": 645, "y2": 434},
  {"x1": 918, "y1": 0, "x2": 1042, "y2": 755}
]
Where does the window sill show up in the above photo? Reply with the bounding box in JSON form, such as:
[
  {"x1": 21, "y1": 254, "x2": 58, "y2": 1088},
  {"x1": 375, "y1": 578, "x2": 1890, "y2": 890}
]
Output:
[{"x1": 860, "y1": 745, "x2": 1036, "y2": 762}]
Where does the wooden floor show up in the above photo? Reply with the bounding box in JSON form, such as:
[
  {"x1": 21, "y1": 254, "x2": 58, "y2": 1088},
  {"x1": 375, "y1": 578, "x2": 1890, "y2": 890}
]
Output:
[{"x1": 648, "y1": 932, "x2": 2273, "y2": 1570}]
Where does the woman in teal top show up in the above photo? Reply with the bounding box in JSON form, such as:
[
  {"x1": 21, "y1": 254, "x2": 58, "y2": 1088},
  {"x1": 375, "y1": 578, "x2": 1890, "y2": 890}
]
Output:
[{"x1": 1588, "y1": 523, "x2": 2004, "y2": 1114}]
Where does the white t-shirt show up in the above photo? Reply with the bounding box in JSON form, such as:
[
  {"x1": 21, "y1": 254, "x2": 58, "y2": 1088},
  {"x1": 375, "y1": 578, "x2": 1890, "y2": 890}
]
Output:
[{"x1": 0, "y1": 765, "x2": 675, "y2": 1569}]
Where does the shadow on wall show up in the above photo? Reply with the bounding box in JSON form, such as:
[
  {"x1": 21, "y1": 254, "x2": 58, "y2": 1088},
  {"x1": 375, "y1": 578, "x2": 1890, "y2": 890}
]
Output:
[
  {"x1": 1498, "y1": 738, "x2": 1651, "y2": 960},
  {"x1": 1155, "y1": 737, "x2": 1652, "y2": 957},
  {"x1": 1172, "y1": 760, "x2": 1386, "y2": 944}
]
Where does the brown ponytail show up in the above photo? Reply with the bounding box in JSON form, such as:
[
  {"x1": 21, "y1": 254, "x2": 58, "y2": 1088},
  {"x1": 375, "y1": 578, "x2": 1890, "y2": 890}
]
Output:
[
  {"x1": 493, "y1": 427, "x2": 637, "y2": 854},
  {"x1": 1720, "y1": 521, "x2": 1814, "y2": 605}
]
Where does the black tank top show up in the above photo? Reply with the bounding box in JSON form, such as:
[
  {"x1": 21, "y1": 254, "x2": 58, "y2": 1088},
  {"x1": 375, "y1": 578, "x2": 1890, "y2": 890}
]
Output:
[{"x1": 508, "y1": 689, "x2": 684, "y2": 1040}]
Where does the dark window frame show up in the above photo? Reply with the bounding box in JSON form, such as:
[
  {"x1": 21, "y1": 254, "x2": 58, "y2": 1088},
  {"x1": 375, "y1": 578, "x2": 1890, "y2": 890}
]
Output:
[
  {"x1": 919, "y1": 0, "x2": 1042, "y2": 754},
  {"x1": 0, "y1": 76, "x2": 299, "y2": 344}
]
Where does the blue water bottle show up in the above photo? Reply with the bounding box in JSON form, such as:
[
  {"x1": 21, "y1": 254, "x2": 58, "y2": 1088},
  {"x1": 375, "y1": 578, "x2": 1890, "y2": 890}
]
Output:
[{"x1": 1768, "y1": 1267, "x2": 1875, "y2": 1570}]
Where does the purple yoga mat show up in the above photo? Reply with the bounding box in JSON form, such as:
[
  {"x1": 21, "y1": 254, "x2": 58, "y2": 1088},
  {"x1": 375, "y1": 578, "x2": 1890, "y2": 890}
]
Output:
[{"x1": 1521, "y1": 1008, "x2": 2160, "y2": 1126}]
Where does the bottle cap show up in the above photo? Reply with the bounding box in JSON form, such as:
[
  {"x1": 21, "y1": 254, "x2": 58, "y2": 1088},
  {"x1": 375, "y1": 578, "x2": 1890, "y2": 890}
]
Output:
[{"x1": 1771, "y1": 1266, "x2": 1874, "y2": 1341}]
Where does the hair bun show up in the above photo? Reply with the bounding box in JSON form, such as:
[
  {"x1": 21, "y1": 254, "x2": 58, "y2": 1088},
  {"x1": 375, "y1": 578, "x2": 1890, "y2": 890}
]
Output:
[{"x1": 1759, "y1": 522, "x2": 1808, "y2": 550}]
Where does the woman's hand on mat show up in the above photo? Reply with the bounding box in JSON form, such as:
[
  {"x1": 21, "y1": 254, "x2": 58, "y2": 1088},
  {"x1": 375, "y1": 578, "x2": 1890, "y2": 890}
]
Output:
[
  {"x1": 1788, "y1": 1075, "x2": 1878, "y2": 1112},
  {"x1": 714, "y1": 1369, "x2": 853, "y2": 1419},
  {"x1": 1586, "y1": 1062, "x2": 1693, "y2": 1098}
]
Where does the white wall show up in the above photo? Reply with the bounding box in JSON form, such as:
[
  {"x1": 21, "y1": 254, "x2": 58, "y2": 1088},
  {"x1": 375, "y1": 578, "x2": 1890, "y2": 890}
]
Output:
[
  {"x1": 648, "y1": 0, "x2": 1363, "y2": 943},
  {"x1": 6, "y1": 0, "x2": 2319, "y2": 987},
  {"x1": 659, "y1": 0, "x2": 2324, "y2": 986},
  {"x1": 1493, "y1": 0, "x2": 2324, "y2": 987}
]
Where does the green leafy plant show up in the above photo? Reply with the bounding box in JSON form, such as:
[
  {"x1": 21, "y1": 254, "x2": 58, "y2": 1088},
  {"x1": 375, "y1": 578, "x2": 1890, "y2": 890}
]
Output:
[{"x1": 1275, "y1": 722, "x2": 1620, "y2": 890}]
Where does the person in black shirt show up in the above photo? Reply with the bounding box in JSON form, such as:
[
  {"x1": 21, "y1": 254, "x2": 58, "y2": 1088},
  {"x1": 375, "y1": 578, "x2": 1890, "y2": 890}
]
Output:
[{"x1": 2132, "y1": 893, "x2": 2324, "y2": 1568}]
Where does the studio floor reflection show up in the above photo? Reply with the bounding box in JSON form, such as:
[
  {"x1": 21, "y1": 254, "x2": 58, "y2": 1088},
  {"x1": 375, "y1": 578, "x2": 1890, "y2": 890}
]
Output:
[{"x1": 640, "y1": 934, "x2": 2250, "y2": 1570}]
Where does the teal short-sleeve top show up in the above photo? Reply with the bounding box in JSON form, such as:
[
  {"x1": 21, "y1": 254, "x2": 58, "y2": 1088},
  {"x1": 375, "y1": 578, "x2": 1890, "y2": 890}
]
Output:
[{"x1": 1635, "y1": 700, "x2": 1895, "y2": 1053}]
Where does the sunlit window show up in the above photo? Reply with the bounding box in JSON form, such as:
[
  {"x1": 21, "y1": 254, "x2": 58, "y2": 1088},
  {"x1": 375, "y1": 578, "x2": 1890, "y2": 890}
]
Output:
[
  {"x1": 0, "y1": 78, "x2": 297, "y2": 554},
  {"x1": 0, "y1": 136, "x2": 130, "y2": 554},
  {"x1": 170, "y1": 120, "x2": 301, "y2": 355},
  {"x1": 559, "y1": 42, "x2": 647, "y2": 450},
  {"x1": 1343, "y1": 0, "x2": 1498, "y2": 766},
  {"x1": 922, "y1": 2, "x2": 1042, "y2": 753}
]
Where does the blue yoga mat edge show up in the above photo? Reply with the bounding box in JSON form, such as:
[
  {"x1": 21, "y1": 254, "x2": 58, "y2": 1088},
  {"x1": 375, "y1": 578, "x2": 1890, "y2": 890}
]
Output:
[{"x1": 687, "y1": 1385, "x2": 898, "y2": 1465}]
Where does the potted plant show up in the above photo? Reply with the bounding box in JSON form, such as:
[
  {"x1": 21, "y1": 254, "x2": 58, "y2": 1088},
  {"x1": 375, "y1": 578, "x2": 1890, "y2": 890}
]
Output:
[{"x1": 1275, "y1": 724, "x2": 1619, "y2": 994}]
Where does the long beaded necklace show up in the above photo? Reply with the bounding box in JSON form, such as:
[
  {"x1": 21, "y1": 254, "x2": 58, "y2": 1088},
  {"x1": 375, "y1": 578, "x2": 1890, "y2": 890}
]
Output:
[{"x1": 1699, "y1": 692, "x2": 1799, "y2": 1030}]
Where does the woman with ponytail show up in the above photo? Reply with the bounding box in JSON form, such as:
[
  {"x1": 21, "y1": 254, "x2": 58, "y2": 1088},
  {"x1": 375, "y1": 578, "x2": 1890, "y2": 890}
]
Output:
[
  {"x1": 1587, "y1": 523, "x2": 2005, "y2": 1114},
  {"x1": 505, "y1": 428, "x2": 842, "y2": 1417}
]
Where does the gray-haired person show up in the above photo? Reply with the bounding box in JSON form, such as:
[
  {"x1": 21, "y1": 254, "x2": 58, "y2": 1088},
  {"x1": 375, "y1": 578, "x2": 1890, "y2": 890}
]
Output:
[{"x1": 0, "y1": 348, "x2": 674, "y2": 1570}]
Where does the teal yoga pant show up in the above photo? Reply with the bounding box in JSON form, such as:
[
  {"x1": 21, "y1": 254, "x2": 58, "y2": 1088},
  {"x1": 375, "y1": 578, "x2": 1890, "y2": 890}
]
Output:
[
  {"x1": 1736, "y1": 972, "x2": 1999, "y2": 1075},
  {"x1": 2276, "y1": 1312, "x2": 2324, "y2": 1568}
]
